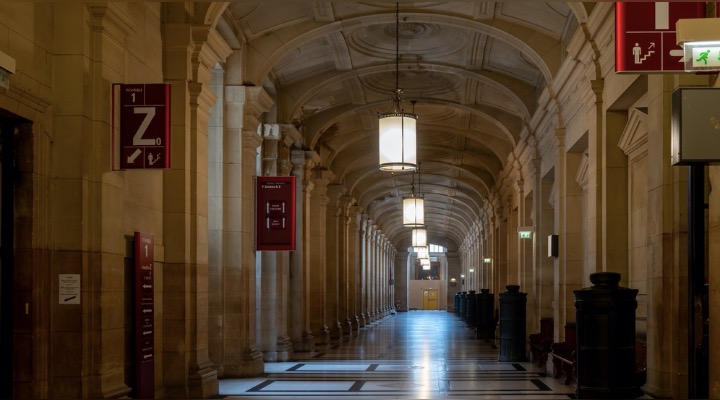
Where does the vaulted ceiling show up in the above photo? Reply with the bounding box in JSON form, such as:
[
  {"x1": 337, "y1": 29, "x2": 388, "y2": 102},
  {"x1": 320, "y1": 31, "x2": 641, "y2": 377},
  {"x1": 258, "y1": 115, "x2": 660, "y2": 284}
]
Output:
[{"x1": 216, "y1": 2, "x2": 587, "y2": 250}]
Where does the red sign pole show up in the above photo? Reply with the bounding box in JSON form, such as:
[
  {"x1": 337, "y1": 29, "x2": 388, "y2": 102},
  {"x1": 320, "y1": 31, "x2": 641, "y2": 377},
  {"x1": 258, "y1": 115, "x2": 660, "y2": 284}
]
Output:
[{"x1": 134, "y1": 232, "x2": 155, "y2": 398}]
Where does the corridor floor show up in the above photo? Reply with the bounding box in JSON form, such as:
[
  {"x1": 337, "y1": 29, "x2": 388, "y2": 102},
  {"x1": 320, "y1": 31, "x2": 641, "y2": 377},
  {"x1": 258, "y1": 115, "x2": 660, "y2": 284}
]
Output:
[{"x1": 220, "y1": 310, "x2": 576, "y2": 399}]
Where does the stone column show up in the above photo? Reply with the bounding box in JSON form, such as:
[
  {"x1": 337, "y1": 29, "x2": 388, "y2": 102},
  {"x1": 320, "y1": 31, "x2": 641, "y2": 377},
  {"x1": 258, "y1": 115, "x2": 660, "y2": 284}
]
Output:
[
  {"x1": 289, "y1": 149, "x2": 317, "y2": 352},
  {"x1": 395, "y1": 252, "x2": 409, "y2": 311},
  {"x1": 162, "y1": 15, "x2": 231, "y2": 396},
  {"x1": 359, "y1": 217, "x2": 369, "y2": 326},
  {"x1": 369, "y1": 226, "x2": 378, "y2": 322},
  {"x1": 376, "y1": 230, "x2": 382, "y2": 317},
  {"x1": 538, "y1": 174, "x2": 555, "y2": 320},
  {"x1": 325, "y1": 184, "x2": 345, "y2": 343},
  {"x1": 348, "y1": 207, "x2": 362, "y2": 332},
  {"x1": 308, "y1": 169, "x2": 332, "y2": 345},
  {"x1": 485, "y1": 209, "x2": 497, "y2": 293},
  {"x1": 376, "y1": 231, "x2": 381, "y2": 316},
  {"x1": 275, "y1": 125, "x2": 298, "y2": 361},
  {"x1": 339, "y1": 198, "x2": 356, "y2": 338},
  {"x1": 218, "y1": 51, "x2": 274, "y2": 379},
  {"x1": 259, "y1": 124, "x2": 279, "y2": 362},
  {"x1": 496, "y1": 206, "x2": 508, "y2": 293},
  {"x1": 520, "y1": 176, "x2": 538, "y2": 332},
  {"x1": 642, "y1": 74, "x2": 692, "y2": 399},
  {"x1": 553, "y1": 129, "x2": 584, "y2": 337},
  {"x1": 380, "y1": 238, "x2": 392, "y2": 316}
]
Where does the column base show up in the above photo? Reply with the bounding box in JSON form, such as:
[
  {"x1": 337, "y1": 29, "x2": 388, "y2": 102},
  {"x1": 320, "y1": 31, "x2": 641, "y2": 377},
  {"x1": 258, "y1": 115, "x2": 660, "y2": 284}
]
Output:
[
  {"x1": 97, "y1": 383, "x2": 132, "y2": 399},
  {"x1": 263, "y1": 351, "x2": 278, "y2": 362},
  {"x1": 295, "y1": 330, "x2": 315, "y2": 352},
  {"x1": 344, "y1": 318, "x2": 354, "y2": 339},
  {"x1": 188, "y1": 364, "x2": 219, "y2": 399},
  {"x1": 315, "y1": 325, "x2": 331, "y2": 346},
  {"x1": 352, "y1": 315, "x2": 360, "y2": 334},
  {"x1": 276, "y1": 335, "x2": 293, "y2": 361},
  {"x1": 330, "y1": 321, "x2": 344, "y2": 343}
]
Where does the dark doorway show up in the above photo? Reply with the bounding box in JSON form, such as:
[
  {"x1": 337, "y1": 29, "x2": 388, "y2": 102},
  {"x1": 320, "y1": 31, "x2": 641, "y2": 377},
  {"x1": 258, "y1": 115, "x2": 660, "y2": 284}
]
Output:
[
  {"x1": 0, "y1": 114, "x2": 16, "y2": 399},
  {"x1": 0, "y1": 109, "x2": 30, "y2": 399}
]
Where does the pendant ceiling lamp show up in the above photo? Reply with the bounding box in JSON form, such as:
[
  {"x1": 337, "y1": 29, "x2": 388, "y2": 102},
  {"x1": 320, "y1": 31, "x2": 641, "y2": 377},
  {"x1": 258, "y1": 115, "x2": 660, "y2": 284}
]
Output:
[
  {"x1": 403, "y1": 166, "x2": 424, "y2": 227},
  {"x1": 378, "y1": 3, "x2": 417, "y2": 172},
  {"x1": 421, "y1": 258, "x2": 431, "y2": 270},
  {"x1": 416, "y1": 245, "x2": 429, "y2": 260},
  {"x1": 411, "y1": 228, "x2": 427, "y2": 247}
]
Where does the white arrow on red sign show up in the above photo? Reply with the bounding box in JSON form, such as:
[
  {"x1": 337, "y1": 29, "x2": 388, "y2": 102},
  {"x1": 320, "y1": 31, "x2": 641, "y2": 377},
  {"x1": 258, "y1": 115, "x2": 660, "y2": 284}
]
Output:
[{"x1": 127, "y1": 149, "x2": 141, "y2": 164}]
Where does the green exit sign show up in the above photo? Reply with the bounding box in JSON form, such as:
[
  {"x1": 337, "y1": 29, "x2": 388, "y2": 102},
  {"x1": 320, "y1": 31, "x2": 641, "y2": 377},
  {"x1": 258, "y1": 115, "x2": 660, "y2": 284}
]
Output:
[
  {"x1": 519, "y1": 231, "x2": 532, "y2": 239},
  {"x1": 683, "y1": 41, "x2": 720, "y2": 72}
]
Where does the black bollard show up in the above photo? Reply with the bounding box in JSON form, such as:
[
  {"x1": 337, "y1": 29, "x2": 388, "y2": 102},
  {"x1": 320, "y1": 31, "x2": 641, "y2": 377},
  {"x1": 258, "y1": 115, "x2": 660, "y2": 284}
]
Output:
[
  {"x1": 454, "y1": 292, "x2": 460, "y2": 316},
  {"x1": 476, "y1": 289, "x2": 495, "y2": 340},
  {"x1": 498, "y1": 285, "x2": 527, "y2": 362},
  {"x1": 574, "y1": 272, "x2": 641, "y2": 399},
  {"x1": 466, "y1": 290, "x2": 477, "y2": 327},
  {"x1": 458, "y1": 292, "x2": 467, "y2": 321}
]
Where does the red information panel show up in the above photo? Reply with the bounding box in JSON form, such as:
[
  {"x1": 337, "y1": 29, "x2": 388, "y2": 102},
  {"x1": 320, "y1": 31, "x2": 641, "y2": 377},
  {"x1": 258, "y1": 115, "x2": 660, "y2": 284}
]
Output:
[
  {"x1": 256, "y1": 176, "x2": 296, "y2": 251},
  {"x1": 114, "y1": 84, "x2": 171, "y2": 169},
  {"x1": 616, "y1": 2, "x2": 706, "y2": 73},
  {"x1": 134, "y1": 232, "x2": 154, "y2": 399}
]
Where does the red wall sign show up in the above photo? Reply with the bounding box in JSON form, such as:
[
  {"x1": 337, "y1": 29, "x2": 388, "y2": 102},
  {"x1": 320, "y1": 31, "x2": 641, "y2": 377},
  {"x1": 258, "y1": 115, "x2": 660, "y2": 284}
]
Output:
[
  {"x1": 115, "y1": 84, "x2": 171, "y2": 169},
  {"x1": 134, "y1": 232, "x2": 154, "y2": 399},
  {"x1": 616, "y1": 2, "x2": 706, "y2": 73},
  {"x1": 256, "y1": 176, "x2": 296, "y2": 251}
]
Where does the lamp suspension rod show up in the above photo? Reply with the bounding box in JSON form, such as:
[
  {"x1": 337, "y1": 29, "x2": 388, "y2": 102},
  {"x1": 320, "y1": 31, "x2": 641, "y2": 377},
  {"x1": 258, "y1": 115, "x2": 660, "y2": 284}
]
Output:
[{"x1": 395, "y1": 2, "x2": 400, "y2": 97}]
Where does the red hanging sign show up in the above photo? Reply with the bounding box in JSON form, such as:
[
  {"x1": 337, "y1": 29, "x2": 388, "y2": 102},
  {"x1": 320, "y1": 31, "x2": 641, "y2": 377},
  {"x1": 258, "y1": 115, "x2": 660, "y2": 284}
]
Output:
[
  {"x1": 615, "y1": 2, "x2": 706, "y2": 73},
  {"x1": 113, "y1": 83, "x2": 171, "y2": 169},
  {"x1": 256, "y1": 176, "x2": 296, "y2": 251}
]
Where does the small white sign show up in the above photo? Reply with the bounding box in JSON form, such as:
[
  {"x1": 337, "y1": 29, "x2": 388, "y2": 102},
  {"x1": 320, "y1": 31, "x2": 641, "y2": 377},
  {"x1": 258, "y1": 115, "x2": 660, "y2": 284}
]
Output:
[{"x1": 59, "y1": 274, "x2": 80, "y2": 304}]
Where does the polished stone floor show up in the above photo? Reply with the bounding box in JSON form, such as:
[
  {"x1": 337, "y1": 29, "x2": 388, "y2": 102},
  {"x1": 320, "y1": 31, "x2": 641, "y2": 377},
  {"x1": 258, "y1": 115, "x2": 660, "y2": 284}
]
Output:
[{"x1": 220, "y1": 310, "x2": 577, "y2": 399}]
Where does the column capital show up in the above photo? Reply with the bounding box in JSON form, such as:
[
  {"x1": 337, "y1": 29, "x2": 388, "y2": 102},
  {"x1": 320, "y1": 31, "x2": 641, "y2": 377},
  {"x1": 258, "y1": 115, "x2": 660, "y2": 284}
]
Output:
[
  {"x1": 243, "y1": 128, "x2": 263, "y2": 151},
  {"x1": 280, "y1": 124, "x2": 302, "y2": 148},
  {"x1": 311, "y1": 169, "x2": 334, "y2": 206},
  {"x1": 242, "y1": 86, "x2": 275, "y2": 125},
  {"x1": 261, "y1": 123, "x2": 281, "y2": 140},
  {"x1": 327, "y1": 184, "x2": 347, "y2": 210}
]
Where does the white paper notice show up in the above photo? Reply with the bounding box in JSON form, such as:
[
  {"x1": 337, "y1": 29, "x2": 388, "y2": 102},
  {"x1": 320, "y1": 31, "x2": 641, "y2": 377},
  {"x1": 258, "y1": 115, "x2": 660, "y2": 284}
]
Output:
[{"x1": 59, "y1": 274, "x2": 81, "y2": 304}]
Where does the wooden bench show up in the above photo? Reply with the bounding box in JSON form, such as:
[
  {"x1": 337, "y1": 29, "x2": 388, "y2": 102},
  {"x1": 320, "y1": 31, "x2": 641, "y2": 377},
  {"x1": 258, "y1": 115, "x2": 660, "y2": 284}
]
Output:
[
  {"x1": 550, "y1": 324, "x2": 576, "y2": 385},
  {"x1": 635, "y1": 340, "x2": 647, "y2": 387},
  {"x1": 528, "y1": 318, "x2": 553, "y2": 366}
]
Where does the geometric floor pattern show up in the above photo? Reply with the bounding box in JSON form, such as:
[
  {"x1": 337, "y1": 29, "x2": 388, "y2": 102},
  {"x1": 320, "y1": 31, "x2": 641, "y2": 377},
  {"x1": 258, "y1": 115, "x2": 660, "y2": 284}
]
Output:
[{"x1": 221, "y1": 310, "x2": 577, "y2": 399}]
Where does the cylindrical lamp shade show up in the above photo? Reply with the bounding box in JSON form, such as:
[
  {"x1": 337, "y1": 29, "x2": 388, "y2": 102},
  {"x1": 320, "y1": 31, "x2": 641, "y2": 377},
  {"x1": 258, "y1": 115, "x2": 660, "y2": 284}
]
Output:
[
  {"x1": 403, "y1": 195, "x2": 424, "y2": 227},
  {"x1": 416, "y1": 246, "x2": 429, "y2": 260},
  {"x1": 411, "y1": 228, "x2": 427, "y2": 247},
  {"x1": 378, "y1": 112, "x2": 417, "y2": 172},
  {"x1": 421, "y1": 258, "x2": 431, "y2": 269}
]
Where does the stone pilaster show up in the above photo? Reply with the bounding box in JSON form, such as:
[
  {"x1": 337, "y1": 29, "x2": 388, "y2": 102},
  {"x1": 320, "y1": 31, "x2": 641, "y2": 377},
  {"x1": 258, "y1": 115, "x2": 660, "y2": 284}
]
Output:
[
  {"x1": 275, "y1": 125, "x2": 299, "y2": 361},
  {"x1": 326, "y1": 185, "x2": 346, "y2": 343},
  {"x1": 259, "y1": 124, "x2": 280, "y2": 362},
  {"x1": 308, "y1": 169, "x2": 332, "y2": 345},
  {"x1": 289, "y1": 149, "x2": 318, "y2": 352},
  {"x1": 359, "y1": 215, "x2": 369, "y2": 327},
  {"x1": 348, "y1": 207, "x2": 362, "y2": 333},
  {"x1": 395, "y1": 252, "x2": 409, "y2": 311},
  {"x1": 162, "y1": 10, "x2": 232, "y2": 396}
]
